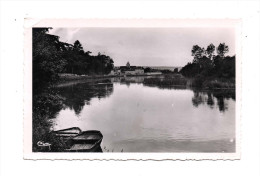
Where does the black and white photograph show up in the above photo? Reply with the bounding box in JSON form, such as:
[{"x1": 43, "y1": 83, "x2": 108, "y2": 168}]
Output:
[
  {"x1": 29, "y1": 21, "x2": 239, "y2": 156},
  {"x1": 1, "y1": 1, "x2": 260, "y2": 176}
]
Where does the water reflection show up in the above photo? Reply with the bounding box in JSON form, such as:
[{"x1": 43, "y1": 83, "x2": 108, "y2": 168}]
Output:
[
  {"x1": 56, "y1": 79, "x2": 114, "y2": 116},
  {"x1": 33, "y1": 76, "x2": 236, "y2": 152},
  {"x1": 111, "y1": 75, "x2": 187, "y2": 90},
  {"x1": 192, "y1": 89, "x2": 235, "y2": 112},
  {"x1": 111, "y1": 76, "x2": 145, "y2": 84},
  {"x1": 35, "y1": 76, "x2": 236, "y2": 119},
  {"x1": 111, "y1": 76, "x2": 145, "y2": 88}
]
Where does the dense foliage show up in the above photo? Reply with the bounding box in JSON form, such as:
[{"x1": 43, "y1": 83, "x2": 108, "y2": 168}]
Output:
[
  {"x1": 33, "y1": 28, "x2": 67, "y2": 91},
  {"x1": 33, "y1": 28, "x2": 114, "y2": 91},
  {"x1": 180, "y1": 43, "x2": 235, "y2": 87},
  {"x1": 32, "y1": 28, "x2": 115, "y2": 151}
]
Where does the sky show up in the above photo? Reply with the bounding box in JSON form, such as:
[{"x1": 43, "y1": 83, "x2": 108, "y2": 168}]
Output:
[{"x1": 49, "y1": 27, "x2": 236, "y2": 67}]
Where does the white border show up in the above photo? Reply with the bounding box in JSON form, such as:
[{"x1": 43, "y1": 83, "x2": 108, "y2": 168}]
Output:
[
  {"x1": 24, "y1": 19, "x2": 241, "y2": 160},
  {"x1": 1, "y1": 1, "x2": 260, "y2": 176}
]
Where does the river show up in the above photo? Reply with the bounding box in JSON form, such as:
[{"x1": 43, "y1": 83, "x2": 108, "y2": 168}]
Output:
[{"x1": 51, "y1": 76, "x2": 236, "y2": 153}]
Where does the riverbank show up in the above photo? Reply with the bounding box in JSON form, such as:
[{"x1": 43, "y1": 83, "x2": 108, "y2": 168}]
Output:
[
  {"x1": 58, "y1": 73, "x2": 120, "y2": 81},
  {"x1": 142, "y1": 74, "x2": 235, "y2": 90},
  {"x1": 57, "y1": 73, "x2": 163, "y2": 82},
  {"x1": 57, "y1": 73, "x2": 235, "y2": 90},
  {"x1": 190, "y1": 75, "x2": 235, "y2": 89}
]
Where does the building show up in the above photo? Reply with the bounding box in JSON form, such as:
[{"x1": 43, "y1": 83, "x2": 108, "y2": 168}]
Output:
[
  {"x1": 120, "y1": 66, "x2": 144, "y2": 75},
  {"x1": 109, "y1": 65, "x2": 144, "y2": 76},
  {"x1": 109, "y1": 68, "x2": 121, "y2": 76}
]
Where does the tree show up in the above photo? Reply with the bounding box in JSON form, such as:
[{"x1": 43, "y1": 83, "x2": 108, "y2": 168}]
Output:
[
  {"x1": 73, "y1": 40, "x2": 84, "y2": 53},
  {"x1": 33, "y1": 28, "x2": 67, "y2": 91},
  {"x1": 34, "y1": 28, "x2": 116, "y2": 78},
  {"x1": 191, "y1": 45, "x2": 205, "y2": 63},
  {"x1": 144, "y1": 67, "x2": 151, "y2": 73},
  {"x1": 180, "y1": 62, "x2": 200, "y2": 77},
  {"x1": 173, "y1": 68, "x2": 178, "y2": 73},
  {"x1": 217, "y1": 43, "x2": 229, "y2": 58},
  {"x1": 206, "y1": 43, "x2": 215, "y2": 60},
  {"x1": 181, "y1": 43, "x2": 234, "y2": 79}
]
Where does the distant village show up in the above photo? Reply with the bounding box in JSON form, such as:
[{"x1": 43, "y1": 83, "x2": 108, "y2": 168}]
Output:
[
  {"x1": 59, "y1": 61, "x2": 181, "y2": 80},
  {"x1": 109, "y1": 62, "x2": 181, "y2": 76}
]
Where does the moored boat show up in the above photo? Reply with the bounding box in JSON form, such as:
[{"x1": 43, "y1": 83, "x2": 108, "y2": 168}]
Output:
[
  {"x1": 66, "y1": 130, "x2": 103, "y2": 152},
  {"x1": 51, "y1": 127, "x2": 82, "y2": 138}
]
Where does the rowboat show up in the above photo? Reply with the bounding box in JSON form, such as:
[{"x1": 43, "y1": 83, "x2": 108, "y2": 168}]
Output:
[
  {"x1": 51, "y1": 127, "x2": 82, "y2": 138},
  {"x1": 66, "y1": 130, "x2": 103, "y2": 152}
]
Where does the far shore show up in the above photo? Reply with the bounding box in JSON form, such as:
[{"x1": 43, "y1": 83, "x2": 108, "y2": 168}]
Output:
[
  {"x1": 57, "y1": 73, "x2": 163, "y2": 81},
  {"x1": 56, "y1": 73, "x2": 235, "y2": 90}
]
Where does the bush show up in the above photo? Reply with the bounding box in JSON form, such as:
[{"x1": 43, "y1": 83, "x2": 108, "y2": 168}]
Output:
[{"x1": 192, "y1": 75, "x2": 204, "y2": 87}]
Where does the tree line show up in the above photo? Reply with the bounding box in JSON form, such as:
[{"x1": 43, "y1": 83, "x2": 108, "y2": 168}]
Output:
[
  {"x1": 33, "y1": 28, "x2": 114, "y2": 91},
  {"x1": 180, "y1": 43, "x2": 235, "y2": 79}
]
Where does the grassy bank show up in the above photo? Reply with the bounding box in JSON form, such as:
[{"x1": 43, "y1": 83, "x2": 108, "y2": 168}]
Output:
[
  {"x1": 143, "y1": 74, "x2": 235, "y2": 90},
  {"x1": 57, "y1": 73, "x2": 162, "y2": 82},
  {"x1": 190, "y1": 75, "x2": 235, "y2": 89},
  {"x1": 143, "y1": 74, "x2": 187, "y2": 86},
  {"x1": 58, "y1": 73, "x2": 120, "y2": 81}
]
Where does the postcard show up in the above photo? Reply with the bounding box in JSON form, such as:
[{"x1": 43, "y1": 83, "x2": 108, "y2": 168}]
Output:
[{"x1": 24, "y1": 19, "x2": 241, "y2": 160}]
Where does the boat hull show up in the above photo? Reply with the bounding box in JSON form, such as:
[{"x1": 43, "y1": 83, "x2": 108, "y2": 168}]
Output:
[
  {"x1": 51, "y1": 127, "x2": 82, "y2": 138},
  {"x1": 66, "y1": 130, "x2": 103, "y2": 152}
]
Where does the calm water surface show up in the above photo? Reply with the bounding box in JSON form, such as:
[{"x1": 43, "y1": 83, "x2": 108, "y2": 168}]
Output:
[{"x1": 52, "y1": 76, "x2": 235, "y2": 152}]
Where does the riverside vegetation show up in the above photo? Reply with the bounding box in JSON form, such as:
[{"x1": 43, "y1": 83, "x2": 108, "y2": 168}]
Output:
[
  {"x1": 33, "y1": 28, "x2": 114, "y2": 151},
  {"x1": 180, "y1": 43, "x2": 235, "y2": 89}
]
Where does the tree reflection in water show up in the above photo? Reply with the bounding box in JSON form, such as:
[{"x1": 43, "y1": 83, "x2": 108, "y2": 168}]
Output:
[
  {"x1": 56, "y1": 79, "x2": 114, "y2": 116},
  {"x1": 118, "y1": 76, "x2": 235, "y2": 112},
  {"x1": 111, "y1": 76, "x2": 145, "y2": 88},
  {"x1": 33, "y1": 76, "x2": 235, "y2": 151},
  {"x1": 115, "y1": 76, "x2": 235, "y2": 112},
  {"x1": 207, "y1": 92, "x2": 215, "y2": 107},
  {"x1": 192, "y1": 89, "x2": 235, "y2": 112},
  {"x1": 33, "y1": 79, "x2": 114, "y2": 152}
]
